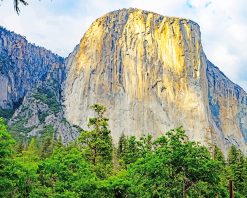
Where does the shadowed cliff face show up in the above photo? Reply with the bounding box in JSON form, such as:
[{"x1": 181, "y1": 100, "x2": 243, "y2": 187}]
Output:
[
  {"x1": 64, "y1": 8, "x2": 247, "y2": 154},
  {"x1": 0, "y1": 27, "x2": 65, "y2": 110},
  {"x1": 0, "y1": 27, "x2": 79, "y2": 143},
  {"x1": 64, "y1": 9, "x2": 212, "y2": 145},
  {"x1": 207, "y1": 61, "x2": 247, "y2": 153}
]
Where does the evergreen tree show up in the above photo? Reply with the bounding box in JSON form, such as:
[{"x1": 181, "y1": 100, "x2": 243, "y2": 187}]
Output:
[
  {"x1": 227, "y1": 145, "x2": 245, "y2": 195},
  {"x1": 118, "y1": 133, "x2": 153, "y2": 168},
  {"x1": 78, "y1": 104, "x2": 113, "y2": 178},
  {"x1": 0, "y1": 118, "x2": 16, "y2": 197},
  {"x1": 212, "y1": 146, "x2": 229, "y2": 197},
  {"x1": 14, "y1": 138, "x2": 40, "y2": 197},
  {"x1": 40, "y1": 136, "x2": 53, "y2": 159},
  {"x1": 117, "y1": 133, "x2": 127, "y2": 158},
  {"x1": 213, "y1": 145, "x2": 225, "y2": 164},
  {"x1": 15, "y1": 139, "x2": 26, "y2": 154},
  {"x1": 21, "y1": 138, "x2": 39, "y2": 162},
  {"x1": 123, "y1": 136, "x2": 139, "y2": 165},
  {"x1": 242, "y1": 158, "x2": 247, "y2": 196},
  {"x1": 137, "y1": 134, "x2": 153, "y2": 157},
  {"x1": 34, "y1": 146, "x2": 98, "y2": 197},
  {"x1": 126, "y1": 127, "x2": 223, "y2": 197}
]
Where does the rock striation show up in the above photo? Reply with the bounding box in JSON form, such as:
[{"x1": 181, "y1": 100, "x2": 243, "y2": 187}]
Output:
[
  {"x1": 0, "y1": 26, "x2": 77, "y2": 143},
  {"x1": 64, "y1": 8, "x2": 247, "y2": 154},
  {"x1": 0, "y1": 9, "x2": 246, "y2": 154},
  {"x1": 207, "y1": 61, "x2": 247, "y2": 153},
  {"x1": 0, "y1": 26, "x2": 65, "y2": 110}
]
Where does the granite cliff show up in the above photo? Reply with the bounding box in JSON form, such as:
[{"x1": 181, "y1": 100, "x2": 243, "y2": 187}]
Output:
[
  {"x1": 0, "y1": 26, "x2": 78, "y2": 143},
  {"x1": 64, "y1": 8, "x2": 247, "y2": 154},
  {"x1": 0, "y1": 27, "x2": 65, "y2": 110},
  {"x1": 0, "y1": 9, "x2": 246, "y2": 154},
  {"x1": 207, "y1": 61, "x2": 247, "y2": 152}
]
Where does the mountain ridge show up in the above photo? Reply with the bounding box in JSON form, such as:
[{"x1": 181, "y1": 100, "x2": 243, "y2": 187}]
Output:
[{"x1": 0, "y1": 8, "x2": 246, "y2": 154}]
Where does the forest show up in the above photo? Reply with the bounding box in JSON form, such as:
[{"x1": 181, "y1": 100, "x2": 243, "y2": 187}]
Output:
[{"x1": 1, "y1": 104, "x2": 247, "y2": 198}]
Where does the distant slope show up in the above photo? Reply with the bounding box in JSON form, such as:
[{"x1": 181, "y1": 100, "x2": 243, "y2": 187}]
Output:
[
  {"x1": 0, "y1": 26, "x2": 65, "y2": 111},
  {"x1": 207, "y1": 60, "x2": 247, "y2": 152},
  {"x1": 0, "y1": 27, "x2": 78, "y2": 143}
]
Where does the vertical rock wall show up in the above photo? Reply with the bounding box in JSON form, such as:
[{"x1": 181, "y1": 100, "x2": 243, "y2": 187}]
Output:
[
  {"x1": 207, "y1": 61, "x2": 247, "y2": 153},
  {"x1": 64, "y1": 9, "x2": 247, "y2": 154},
  {"x1": 64, "y1": 9, "x2": 213, "y2": 144},
  {"x1": 0, "y1": 27, "x2": 65, "y2": 109}
]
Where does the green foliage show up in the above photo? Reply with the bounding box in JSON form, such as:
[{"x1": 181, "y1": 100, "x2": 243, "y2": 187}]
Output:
[
  {"x1": 1, "y1": 105, "x2": 247, "y2": 197},
  {"x1": 14, "y1": 138, "x2": 39, "y2": 197},
  {"x1": 39, "y1": 125, "x2": 55, "y2": 159},
  {"x1": 0, "y1": 118, "x2": 16, "y2": 197},
  {"x1": 78, "y1": 104, "x2": 113, "y2": 178},
  {"x1": 213, "y1": 145, "x2": 225, "y2": 164},
  {"x1": 40, "y1": 136, "x2": 53, "y2": 159},
  {"x1": 8, "y1": 117, "x2": 34, "y2": 140},
  {"x1": 34, "y1": 146, "x2": 98, "y2": 197},
  {"x1": 117, "y1": 134, "x2": 153, "y2": 167},
  {"x1": 33, "y1": 88, "x2": 60, "y2": 114},
  {"x1": 126, "y1": 127, "x2": 224, "y2": 197},
  {"x1": 38, "y1": 111, "x2": 49, "y2": 123},
  {"x1": 0, "y1": 118, "x2": 37, "y2": 197},
  {"x1": 227, "y1": 145, "x2": 246, "y2": 196}
]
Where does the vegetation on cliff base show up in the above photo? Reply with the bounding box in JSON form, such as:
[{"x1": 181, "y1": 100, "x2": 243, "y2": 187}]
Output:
[{"x1": 0, "y1": 105, "x2": 247, "y2": 197}]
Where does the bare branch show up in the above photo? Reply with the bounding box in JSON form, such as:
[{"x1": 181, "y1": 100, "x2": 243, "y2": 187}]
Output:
[{"x1": 14, "y1": 0, "x2": 28, "y2": 15}]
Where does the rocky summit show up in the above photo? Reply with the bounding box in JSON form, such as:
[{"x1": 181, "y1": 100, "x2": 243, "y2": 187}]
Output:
[{"x1": 0, "y1": 8, "x2": 247, "y2": 154}]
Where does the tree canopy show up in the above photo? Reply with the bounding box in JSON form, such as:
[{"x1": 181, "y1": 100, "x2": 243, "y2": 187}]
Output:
[{"x1": 0, "y1": 105, "x2": 247, "y2": 197}]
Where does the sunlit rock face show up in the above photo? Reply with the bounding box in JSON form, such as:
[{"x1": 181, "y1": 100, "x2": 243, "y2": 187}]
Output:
[
  {"x1": 64, "y1": 8, "x2": 247, "y2": 154},
  {"x1": 1, "y1": 8, "x2": 246, "y2": 153},
  {"x1": 64, "y1": 8, "x2": 214, "y2": 145}
]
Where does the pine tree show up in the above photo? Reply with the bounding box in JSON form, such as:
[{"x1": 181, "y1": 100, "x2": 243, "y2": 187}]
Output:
[
  {"x1": 78, "y1": 104, "x2": 113, "y2": 178},
  {"x1": 117, "y1": 133, "x2": 127, "y2": 158},
  {"x1": 227, "y1": 145, "x2": 245, "y2": 195},
  {"x1": 242, "y1": 158, "x2": 247, "y2": 196},
  {"x1": 40, "y1": 136, "x2": 53, "y2": 159},
  {"x1": 138, "y1": 134, "x2": 153, "y2": 157},
  {"x1": 15, "y1": 139, "x2": 25, "y2": 154},
  {"x1": 21, "y1": 138, "x2": 39, "y2": 162},
  {"x1": 213, "y1": 145, "x2": 225, "y2": 164},
  {"x1": 123, "y1": 136, "x2": 139, "y2": 165},
  {"x1": 0, "y1": 118, "x2": 15, "y2": 197}
]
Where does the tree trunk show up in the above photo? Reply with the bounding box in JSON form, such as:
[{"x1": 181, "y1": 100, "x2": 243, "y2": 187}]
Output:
[{"x1": 229, "y1": 179, "x2": 234, "y2": 198}]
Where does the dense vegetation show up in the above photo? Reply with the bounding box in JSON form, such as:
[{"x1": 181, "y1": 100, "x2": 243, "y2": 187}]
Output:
[{"x1": 1, "y1": 104, "x2": 247, "y2": 197}]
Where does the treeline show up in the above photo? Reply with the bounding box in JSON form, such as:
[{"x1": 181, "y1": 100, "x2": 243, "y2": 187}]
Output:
[{"x1": 1, "y1": 104, "x2": 247, "y2": 197}]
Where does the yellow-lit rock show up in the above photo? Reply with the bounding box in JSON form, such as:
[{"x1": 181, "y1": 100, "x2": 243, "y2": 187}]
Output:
[{"x1": 64, "y1": 8, "x2": 247, "y2": 155}]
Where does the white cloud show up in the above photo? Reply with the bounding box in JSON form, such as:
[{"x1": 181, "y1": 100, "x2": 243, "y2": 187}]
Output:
[{"x1": 0, "y1": 0, "x2": 247, "y2": 90}]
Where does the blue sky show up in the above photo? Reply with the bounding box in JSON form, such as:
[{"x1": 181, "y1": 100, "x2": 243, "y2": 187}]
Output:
[{"x1": 0, "y1": 0, "x2": 247, "y2": 90}]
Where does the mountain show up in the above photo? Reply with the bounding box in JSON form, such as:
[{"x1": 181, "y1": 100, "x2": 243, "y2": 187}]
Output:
[
  {"x1": 0, "y1": 27, "x2": 65, "y2": 110},
  {"x1": 0, "y1": 26, "x2": 78, "y2": 143},
  {"x1": 0, "y1": 8, "x2": 246, "y2": 154},
  {"x1": 64, "y1": 8, "x2": 247, "y2": 154}
]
